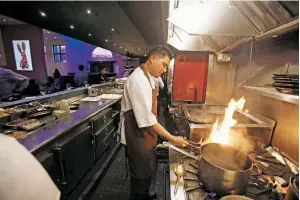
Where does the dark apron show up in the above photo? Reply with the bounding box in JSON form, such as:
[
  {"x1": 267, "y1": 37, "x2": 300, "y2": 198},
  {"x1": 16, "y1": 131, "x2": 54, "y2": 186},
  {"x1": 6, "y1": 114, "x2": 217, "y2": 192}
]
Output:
[{"x1": 124, "y1": 65, "x2": 158, "y2": 179}]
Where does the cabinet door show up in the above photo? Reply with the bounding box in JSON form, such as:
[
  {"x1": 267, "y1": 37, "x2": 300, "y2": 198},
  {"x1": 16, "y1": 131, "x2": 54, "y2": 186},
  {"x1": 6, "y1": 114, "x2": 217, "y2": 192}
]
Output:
[
  {"x1": 54, "y1": 125, "x2": 94, "y2": 193},
  {"x1": 173, "y1": 53, "x2": 208, "y2": 102},
  {"x1": 94, "y1": 119, "x2": 114, "y2": 159},
  {"x1": 91, "y1": 108, "x2": 112, "y2": 134}
]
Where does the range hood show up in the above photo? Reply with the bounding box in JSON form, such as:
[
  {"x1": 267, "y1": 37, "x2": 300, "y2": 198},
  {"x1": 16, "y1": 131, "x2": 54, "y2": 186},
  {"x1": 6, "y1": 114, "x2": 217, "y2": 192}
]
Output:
[{"x1": 167, "y1": 1, "x2": 299, "y2": 52}]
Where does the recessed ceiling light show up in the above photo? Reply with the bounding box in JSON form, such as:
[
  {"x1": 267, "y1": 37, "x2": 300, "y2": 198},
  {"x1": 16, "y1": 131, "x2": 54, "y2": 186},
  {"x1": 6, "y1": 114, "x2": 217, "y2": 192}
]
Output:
[
  {"x1": 125, "y1": 49, "x2": 127, "y2": 51},
  {"x1": 272, "y1": 35, "x2": 278, "y2": 38},
  {"x1": 88, "y1": 33, "x2": 92, "y2": 36},
  {"x1": 114, "y1": 44, "x2": 116, "y2": 46},
  {"x1": 120, "y1": 47, "x2": 122, "y2": 48},
  {"x1": 111, "y1": 28, "x2": 114, "y2": 31},
  {"x1": 46, "y1": 38, "x2": 48, "y2": 40},
  {"x1": 87, "y1": 9, "x2": 91, "y2": 14},
  {"x1": 70, "y1": 25, "x2": 74, "y2": 29},
  {"x1": 40, "y1": 11, "x2": 46, "y2": 17},
  {"x1": 47, "y1": 31, "x2": 50, "y2": 34},
  {"x1": 105, "y1": 39, "x2": 108, "y2": 42},
  {"x1": 0, "y1": 55, "x2": 2, "y2": 57},
  {"x1": 138, "y1": 49, "x2": 140, "y2": 51},
  {"x1": 2, "y1": 19, "x2": 6, "y2": 22},
  {"x1": 54, "y1": 37, "x2": 57, "y2": 39},
  {"x1": 144, "y1": 54, "x2": 147, "y2": 57}
]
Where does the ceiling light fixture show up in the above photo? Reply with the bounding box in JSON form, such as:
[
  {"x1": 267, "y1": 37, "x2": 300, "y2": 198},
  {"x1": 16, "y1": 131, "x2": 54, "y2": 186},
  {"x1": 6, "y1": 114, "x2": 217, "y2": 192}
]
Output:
[
  {"x1": 144, "y1": 54, "x2": 147, "y2": 57},
  {"x1": 54, "y1": 37, "x2": 57, "y2": 39},
  {"x1": 46, "y1": 38, "x2": 48, "y2": 40},
  {"x1": 47, "y1": 31, "x2": 50, "y2": 34},
  {"x1": 2, "y1": 19, "x2": 6, "y2": 22},
  {"x1": 87, "y1": 9, "x2": 91, "y2": 14},
  {"x1": 138, "y1": 48, "x2": 140, "y2": 51},
  {"x1": 114, "y1": 44, "x2": 116, "y2": 46},
  {"x1": 272, "y1": 35, "x2": 278, "y2": 38},
  {"x1": 88, "y1": 33, "x2": 92, "y2": 36},
  {"x1": 40, "y1": 11, "x2": 46, "y2": 17},
  {"x1": 0, "y1": 55, "x2": 2, "y2": 57},
  {"x1": 120, "y1": 47, "x2": 122, "y2": 48},
  {"x1": 111, "y1": 28, "x2": 114, "y2": 31},
  {"x1": 105, "y1": 39, "x2": 108, "y2": 42},
  {"x1": 70, "y1": 25, "x2": 74, "y2": 29},
  {"x1": 125, "y1": 49, "x2": 127, "y2": 51}
]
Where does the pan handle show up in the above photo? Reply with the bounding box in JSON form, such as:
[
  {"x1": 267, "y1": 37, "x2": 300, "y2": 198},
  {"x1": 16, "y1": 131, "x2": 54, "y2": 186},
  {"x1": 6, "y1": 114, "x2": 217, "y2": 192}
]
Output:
[{"x1": 163, "y1": 141, "x2": 199, "y2": 160}]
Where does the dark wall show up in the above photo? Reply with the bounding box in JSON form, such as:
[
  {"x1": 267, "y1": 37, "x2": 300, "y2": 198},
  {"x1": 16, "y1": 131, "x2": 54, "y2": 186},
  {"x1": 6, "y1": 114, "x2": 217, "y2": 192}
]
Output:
[{"x1": 1, "y1": 24, "x2": 48, "y2": 83}]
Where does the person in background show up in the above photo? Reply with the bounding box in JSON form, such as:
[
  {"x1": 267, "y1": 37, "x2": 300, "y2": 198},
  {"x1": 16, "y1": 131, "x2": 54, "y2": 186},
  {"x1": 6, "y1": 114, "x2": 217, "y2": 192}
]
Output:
[
  {"x1": 0, "y1": 67, "x2": 29, "y2": 101},
  {"x1": 53, "y1": 68, "x2": 61, "y2": 90},
  {"x1": 74, "y1": 64, "x2": 88, "y2": 87},
  {"x1": 120, "y1": 46, "x2": 187, "y2": 200},
  {"x1": 99, "y1": 67, "x2": 106, "y2": 82},
  {"x1": 0, "y1": 134, "x2": 61, "y2": 200},
  {"x1": 123, "y1": 65, "x2": 135, "y2": 78},
  {"x1": 152, "y1": 76, "x2": 164, "y2": 91}
]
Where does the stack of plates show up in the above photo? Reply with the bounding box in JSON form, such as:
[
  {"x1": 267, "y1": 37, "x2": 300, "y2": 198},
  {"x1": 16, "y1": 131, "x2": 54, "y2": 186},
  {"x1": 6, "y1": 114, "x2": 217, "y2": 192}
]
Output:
[{"x1": 272, "y1": 74, "x2": 299, "y2": 95}]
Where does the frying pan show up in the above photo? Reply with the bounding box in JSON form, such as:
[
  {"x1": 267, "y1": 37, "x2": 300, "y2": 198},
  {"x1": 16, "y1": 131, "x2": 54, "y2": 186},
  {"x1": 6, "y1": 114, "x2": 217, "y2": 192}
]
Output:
[
  {"x1": 272, "y1": 83, "x2": 299, "y2": 88},
  {"x1": 275, "y1": 87, "x2": 299, "y2": 95}
]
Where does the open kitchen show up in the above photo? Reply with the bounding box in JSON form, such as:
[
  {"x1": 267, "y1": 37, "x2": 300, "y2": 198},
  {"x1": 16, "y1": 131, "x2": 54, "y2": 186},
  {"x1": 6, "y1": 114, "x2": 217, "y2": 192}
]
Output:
[{"x1": 0, "y1": 1, "x2": 299, "y2": 200}]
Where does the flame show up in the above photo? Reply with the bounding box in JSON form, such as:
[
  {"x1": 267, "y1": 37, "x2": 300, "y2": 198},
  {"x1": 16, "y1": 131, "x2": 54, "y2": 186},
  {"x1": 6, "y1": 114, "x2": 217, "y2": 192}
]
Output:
[{"x1": 210, "y1": 97, "x2": 246, "y2": 145}]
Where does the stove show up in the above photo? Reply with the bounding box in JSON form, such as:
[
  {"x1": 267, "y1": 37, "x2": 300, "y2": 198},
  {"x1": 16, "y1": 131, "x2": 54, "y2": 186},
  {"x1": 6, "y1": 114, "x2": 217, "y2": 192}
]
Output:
[{"x1": 169, "y1": 147, "x2": 298, "y2": 200}]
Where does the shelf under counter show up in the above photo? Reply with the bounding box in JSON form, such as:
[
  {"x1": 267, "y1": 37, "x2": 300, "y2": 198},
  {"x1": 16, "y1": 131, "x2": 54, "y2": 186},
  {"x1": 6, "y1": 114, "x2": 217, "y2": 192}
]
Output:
[{"x1": 243, "y1": 86, "x2": 299, "y2": 105}]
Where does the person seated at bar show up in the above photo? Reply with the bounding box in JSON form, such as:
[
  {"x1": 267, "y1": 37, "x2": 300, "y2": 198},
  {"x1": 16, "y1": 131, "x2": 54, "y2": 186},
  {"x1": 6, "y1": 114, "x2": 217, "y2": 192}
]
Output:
[
  {"x1": 74, "y1": 64, "x2": 88, "y2": 87},
  {"x1": 0, "y1": 134, "x2": 61, "y2": 200},
  {"x1": 53, "y1": 68, "x2": 61, "y2": 90},
  {"x1": 0, "y1": 67, "x2": 29, "y2": 101},
  {"x1": 99, "y1": 67, "x2": 106, "y2": 83}
]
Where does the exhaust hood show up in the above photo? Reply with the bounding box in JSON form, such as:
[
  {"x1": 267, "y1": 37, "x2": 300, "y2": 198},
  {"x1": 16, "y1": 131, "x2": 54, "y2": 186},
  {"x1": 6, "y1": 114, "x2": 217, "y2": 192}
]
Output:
[
  {"x1": 167, "y1": 1, "x2": 258, "y2": 37},
  {"x1": 167, "y1": 1, "x2": 299, "y2": 52}
]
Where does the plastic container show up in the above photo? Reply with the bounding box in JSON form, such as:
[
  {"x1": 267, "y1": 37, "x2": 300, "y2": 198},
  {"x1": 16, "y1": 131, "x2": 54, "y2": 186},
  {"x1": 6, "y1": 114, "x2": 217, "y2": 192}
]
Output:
[{"x1": 59, "y1": 100, "x2": 70, "y2": 114}]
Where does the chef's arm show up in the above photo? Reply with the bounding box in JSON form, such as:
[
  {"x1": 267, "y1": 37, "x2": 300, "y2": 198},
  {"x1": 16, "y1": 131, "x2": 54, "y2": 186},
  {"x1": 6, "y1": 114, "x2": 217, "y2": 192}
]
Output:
[{"x1": 146, "y1": 123, "x2": 187, "y2": 147}]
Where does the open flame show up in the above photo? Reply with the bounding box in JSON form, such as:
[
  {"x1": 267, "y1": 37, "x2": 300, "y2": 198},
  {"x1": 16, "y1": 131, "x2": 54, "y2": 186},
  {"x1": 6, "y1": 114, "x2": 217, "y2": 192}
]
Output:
[{"x1": 210, "y1": 97, "x2": 246, "y2": 145}]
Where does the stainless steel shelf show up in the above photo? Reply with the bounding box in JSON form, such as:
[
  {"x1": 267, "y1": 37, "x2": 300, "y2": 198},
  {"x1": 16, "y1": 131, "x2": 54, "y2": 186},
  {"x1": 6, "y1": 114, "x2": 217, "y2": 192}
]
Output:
[{"x1": 243, "y1": 86, "x2": 299, "y2": 105}]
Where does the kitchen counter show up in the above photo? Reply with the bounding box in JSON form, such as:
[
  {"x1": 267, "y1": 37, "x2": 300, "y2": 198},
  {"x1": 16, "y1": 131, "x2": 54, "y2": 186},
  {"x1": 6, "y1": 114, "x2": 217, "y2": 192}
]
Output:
[{"x1": 18, "y1": 97, "x2": 121, "y2": 153}]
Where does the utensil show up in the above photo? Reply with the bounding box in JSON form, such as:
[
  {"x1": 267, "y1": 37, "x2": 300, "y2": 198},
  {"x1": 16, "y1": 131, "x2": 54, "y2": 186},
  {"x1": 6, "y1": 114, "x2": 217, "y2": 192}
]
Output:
[{"x1": 174, "y1": 164, "x2": 185, "y2": 195}]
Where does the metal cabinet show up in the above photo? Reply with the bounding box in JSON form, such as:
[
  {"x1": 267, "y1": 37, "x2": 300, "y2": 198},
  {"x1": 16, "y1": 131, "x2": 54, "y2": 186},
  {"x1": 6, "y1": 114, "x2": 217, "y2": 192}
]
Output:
[
  {"x1": 53, "y1": 125, "x2": 94, "y2": 194},
  {"x1": 90, "y1": 108, "x2": 112, "y2": 134},
  {"x1": 94, "y1": 119, "x2": 115, "y2": 159}
]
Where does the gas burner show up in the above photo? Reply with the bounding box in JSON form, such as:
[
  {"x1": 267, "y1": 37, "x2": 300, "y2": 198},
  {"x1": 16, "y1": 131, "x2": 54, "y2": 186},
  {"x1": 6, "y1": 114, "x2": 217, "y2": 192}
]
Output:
[{"x1": 179, "y1": 151, "x2": 287, "y2": 200}]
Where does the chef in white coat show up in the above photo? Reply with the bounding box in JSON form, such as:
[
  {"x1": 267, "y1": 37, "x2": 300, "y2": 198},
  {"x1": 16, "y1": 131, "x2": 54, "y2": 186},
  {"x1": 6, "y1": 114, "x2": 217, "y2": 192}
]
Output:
[
  {"x1": 0, "y1": 134, "x2": 61, "y2": 200},
  {"x1": 120, "y1": 45, "x2": 187, "y2": 200}
]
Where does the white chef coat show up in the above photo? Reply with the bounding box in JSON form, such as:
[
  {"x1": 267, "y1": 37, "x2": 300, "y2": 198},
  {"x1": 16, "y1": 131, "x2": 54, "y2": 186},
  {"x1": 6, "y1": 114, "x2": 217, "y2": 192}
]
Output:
[
  {"x1": 152, "y1": 76, "x2": 164, "y2": 90},
  {"x1": 0, "y1": 134, "x2": 61, "y2": 200},
  {"x1": 120, "y1": 67, "x2": 157, "y2": 145}
]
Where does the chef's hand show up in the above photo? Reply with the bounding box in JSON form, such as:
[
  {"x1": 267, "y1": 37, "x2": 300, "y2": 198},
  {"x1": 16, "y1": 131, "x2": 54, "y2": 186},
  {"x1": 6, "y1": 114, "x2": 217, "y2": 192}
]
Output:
[{"x1": 172, "y1": 136, "x2": 188, "y2": 148}]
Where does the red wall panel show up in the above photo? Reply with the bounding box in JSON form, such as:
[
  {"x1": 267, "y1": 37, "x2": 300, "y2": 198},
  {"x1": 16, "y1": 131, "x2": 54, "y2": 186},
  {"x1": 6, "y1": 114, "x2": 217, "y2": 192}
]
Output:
[{"x1": 173, "y1": 53, "x2": 208, "y2": 102}]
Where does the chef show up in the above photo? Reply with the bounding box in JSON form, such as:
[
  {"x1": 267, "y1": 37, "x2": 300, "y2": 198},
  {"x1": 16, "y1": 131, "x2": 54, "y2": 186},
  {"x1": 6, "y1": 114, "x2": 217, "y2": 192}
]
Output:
[{"x1": 120, "y1": 46, "x2": 187, "y2": 200}]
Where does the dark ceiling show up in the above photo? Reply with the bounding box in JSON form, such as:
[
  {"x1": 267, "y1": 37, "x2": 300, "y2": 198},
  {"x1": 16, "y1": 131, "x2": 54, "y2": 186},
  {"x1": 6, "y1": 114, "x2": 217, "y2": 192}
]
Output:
[{"x1": 0, "y1": 1, "x2": 169, "y2": 57}]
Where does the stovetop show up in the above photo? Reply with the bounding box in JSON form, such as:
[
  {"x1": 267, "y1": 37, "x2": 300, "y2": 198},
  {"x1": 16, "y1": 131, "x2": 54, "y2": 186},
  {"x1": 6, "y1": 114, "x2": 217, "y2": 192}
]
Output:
[{"x1": 169, "y1": 147, "x2": 298, "y2": 200}]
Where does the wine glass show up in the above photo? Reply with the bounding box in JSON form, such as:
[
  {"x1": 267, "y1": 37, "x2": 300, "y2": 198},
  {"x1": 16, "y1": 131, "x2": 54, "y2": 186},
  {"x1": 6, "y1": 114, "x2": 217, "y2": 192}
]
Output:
[
  {"x1": 84, "y1": 81, "x2": 89, "y2": 87},
  {"x1": 66, "y1": 83, "x2": 72, "y2": 90},
  {"x1": 39, "y1": 85, "x2": 47, "y2": 95}
]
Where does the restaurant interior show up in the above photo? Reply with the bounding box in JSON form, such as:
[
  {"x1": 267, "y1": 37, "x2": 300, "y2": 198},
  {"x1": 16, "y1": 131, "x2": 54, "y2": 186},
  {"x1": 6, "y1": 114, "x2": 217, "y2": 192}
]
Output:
[{"x1": 0, "y1": 1, "x2": 299, "y2": 200}]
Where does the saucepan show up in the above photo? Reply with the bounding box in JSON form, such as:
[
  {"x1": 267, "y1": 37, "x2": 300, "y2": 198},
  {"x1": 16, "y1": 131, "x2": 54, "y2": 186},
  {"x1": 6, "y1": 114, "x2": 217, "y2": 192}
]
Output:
[{"x1": 163, "y1": 141, "x2": 253, "y2": 196}]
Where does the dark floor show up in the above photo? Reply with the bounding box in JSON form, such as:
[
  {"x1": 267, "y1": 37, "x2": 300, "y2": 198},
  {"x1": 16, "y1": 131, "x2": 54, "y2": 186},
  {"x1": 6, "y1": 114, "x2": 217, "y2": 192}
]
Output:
[{"x1": 85, "y1": 146, "x2": 130, "y2": 200}]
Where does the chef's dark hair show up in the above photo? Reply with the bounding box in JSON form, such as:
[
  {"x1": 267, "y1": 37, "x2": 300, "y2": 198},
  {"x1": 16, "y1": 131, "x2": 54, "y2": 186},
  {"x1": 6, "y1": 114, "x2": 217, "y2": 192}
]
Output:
[
  {"x1": 147, "y1": 45, "x2": 173, "y2": 60},
  {"x1": 78, "y1": 65, "x2": 84, "y2": 71}
]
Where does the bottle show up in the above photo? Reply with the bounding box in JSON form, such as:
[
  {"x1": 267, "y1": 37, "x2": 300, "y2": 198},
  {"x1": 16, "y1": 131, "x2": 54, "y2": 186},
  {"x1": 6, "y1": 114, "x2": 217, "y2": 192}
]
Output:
[{"x1": 88, "y1": 87, "x2": 93, "y2": 96}]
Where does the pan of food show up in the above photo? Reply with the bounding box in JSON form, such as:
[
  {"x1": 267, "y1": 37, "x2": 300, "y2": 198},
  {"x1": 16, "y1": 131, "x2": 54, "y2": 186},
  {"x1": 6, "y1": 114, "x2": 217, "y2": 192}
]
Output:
[
  {"x1": 163, "y1": 142, "x2": 253, "y2": 196},
  {"x1": 272, "y1": 83, "x2": 299, "y2": 88},
  {"x1": 27, "y1": 110, "x2": 52, "y2": 119}
]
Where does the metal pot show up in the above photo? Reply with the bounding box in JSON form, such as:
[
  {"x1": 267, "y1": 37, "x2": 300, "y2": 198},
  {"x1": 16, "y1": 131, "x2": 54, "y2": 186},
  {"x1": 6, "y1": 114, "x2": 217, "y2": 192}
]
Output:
[
  {"x1": 198, "y1": 143, "x2": 253, "y2": 196},
  {"x1": 220, "y1": 195, "x2": 253, "y2": 200},
  {"x1": 284, "y1": 174, "x2": 299, "y2": 200},
  {"x1": 163, "y1": 142, "x2": 253, "y2": 196}
]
